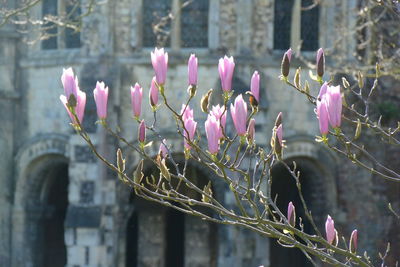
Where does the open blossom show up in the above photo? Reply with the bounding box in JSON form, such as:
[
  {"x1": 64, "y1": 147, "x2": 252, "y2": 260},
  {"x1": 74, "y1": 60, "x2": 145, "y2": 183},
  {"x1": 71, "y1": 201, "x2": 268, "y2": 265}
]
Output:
[
  {"x1": 130, "y1": 83, "x2": 143, "y2": 118},
  {"x1": 251, "y1": 71, "x2": 260, "y2": 103},
  {"x1": 316, "y1": 96, "x2": 329, "y2": 135},
  {"x1": 188, "y1": 54, "x2": 198, "y2": 86},
  {"x1": 60, "y1": 68, "x2": 86, "y2": 123},
  {"x1": 149, "y1": 76, "x2": 158, "y2": 107},
  {"x1": 210, "y1": 104, "x2": 227, "y2": 138},
  {"x1": 93, "y1": 81, "x2": 109, "y2": 119},
  {"x1": 325, "y1": 215, "x2": 337, "y2": 245},
  {"x1": 218, "y1": 56, "x2": 235, "y2": 92},
  {"x1": 326, "y1": 85, "x2": 342, "y2": 128},
  {"x1": 151, "y1": 47, "x2": 168, "y2": 85},
  {"x1": 230, "y1": 94, "x2": 248, "y2": 136},
  {"x1": 181, "y1": 104, "x2": 194, "y2": 121},
  {"x1": 205, "y1": 115, "x2": 221, "y2": 154},
  {"x1": 61, "y1": 67, "x2": 79, "y2": 101},
  {"x1": 183, "y1": 117, "x2": 197, "y2": 149}
]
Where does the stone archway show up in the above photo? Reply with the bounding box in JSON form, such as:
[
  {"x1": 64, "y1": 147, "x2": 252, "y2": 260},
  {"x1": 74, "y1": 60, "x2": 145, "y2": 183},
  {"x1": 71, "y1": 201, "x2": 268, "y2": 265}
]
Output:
[
  {"x1": 12, "y1": 135, "x2": 69, "y2": 267},
  {"x1": 269, "y1": 137, "x2": 337, "y2": 267},
  {"x1": 116, "y1": 135, "x2": 222, "y2": 267},
  {"x1": 123, "y1": 160, "x2": 219, "y2": 267}
]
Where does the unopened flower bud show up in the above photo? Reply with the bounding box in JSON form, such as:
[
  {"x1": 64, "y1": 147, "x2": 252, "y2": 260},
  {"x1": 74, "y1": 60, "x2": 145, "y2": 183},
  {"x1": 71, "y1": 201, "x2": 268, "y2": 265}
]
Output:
[
  {"x1": 325, "y1": 215, "x2": 337, "y2": 245},
  {"x1": 287, "y1": 202, "x2": 296, "y2": 227},
  {"x1": 247, "y1": 118, "x2": 255, "y2": 144},
  {"x1": 349, "y1": 229, "x2": 358, "y2": 253},
  {"x1": 138, "y1": 120, "x2": 146, "y2": 143},
  {"x1": 159, "y1": 139, "x2": 169, "y2": 158},
  {"x1": 149, "y1": 76, "x2": 159, "y2": 108},
  {"x1": 316, "y1": 48, "x2": 325, "y2": 78},
  {"x1": 201, "y1": 89, "x2": 213, "y2": 113},
  {"x1": 281, "y1": 48, "x2": 292, "y2": 78}
]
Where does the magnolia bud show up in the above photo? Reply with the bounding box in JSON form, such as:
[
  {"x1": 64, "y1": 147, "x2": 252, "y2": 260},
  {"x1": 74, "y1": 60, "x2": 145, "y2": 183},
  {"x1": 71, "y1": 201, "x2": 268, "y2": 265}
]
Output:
[
  {"x1": 201, "y1": 89, "x2": 213, "y2": 113},
  {"x1": 134, "y1": 159, "x2": 144, "y2": 185},
  {"x1": 281, "y1": 48, "x2": 292, "y2": 77},
  {"x1": 275, "y1": 112, "x2": 282, "y2": 127},
  {"x1": 287, "y1": 202, "x2": 296, "y2": 227},
  {"x1": 116, "y1": 148, "x2": 125, "y2": 181},
  {"x1": 316, "y1": 48, "x2": 325, "y2": 78},
  {"x1": 202, "y1": 181, "x2": 213, "y2": 203},
  {"x1": 349, "y1": 229, "x2": 358, "y2": 253},
  {"x1": 294, "y1": 67, "x2": 301, "y2": 88},
  {"x1": 138, "y1": 120, "x2": 146, "y2": 143}
]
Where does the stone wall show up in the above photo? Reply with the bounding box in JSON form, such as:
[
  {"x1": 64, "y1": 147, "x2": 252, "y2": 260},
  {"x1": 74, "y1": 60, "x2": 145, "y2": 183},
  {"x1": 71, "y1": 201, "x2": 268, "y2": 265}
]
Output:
[{"x1": 2, "y1": 0, "x2": 399, "y2": 266}]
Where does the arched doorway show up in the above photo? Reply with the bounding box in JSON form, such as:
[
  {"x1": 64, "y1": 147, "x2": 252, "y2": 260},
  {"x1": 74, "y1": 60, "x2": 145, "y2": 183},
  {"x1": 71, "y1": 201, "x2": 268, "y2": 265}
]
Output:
[
  {"x1": 40, "y1": 163, "x2": 69, "y2": 267},
  {"x1": 270, "y1": 158, "x2": 330, "y2": 267},
  {"x1": 124, "y1": 161, "x2": 218, "y2": 267},
  {"x1": 13, "y1": 155, "x2": 69, "y2": 267}
]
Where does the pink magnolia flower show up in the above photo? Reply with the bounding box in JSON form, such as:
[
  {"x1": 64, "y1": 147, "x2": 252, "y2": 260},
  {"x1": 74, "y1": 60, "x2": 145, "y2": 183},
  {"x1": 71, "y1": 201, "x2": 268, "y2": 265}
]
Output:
[
  {"x1": 130, "y1": 83, "x2": 143, "y2": 118},
  {"x1": 181, "y1": 104, "x2": 194, "y2": 121},
  {"x1": 318, "y1": 82, "x2": 328, "y2": 100},
  {"x1": 276, "y1": 124, "x2": 283, "y2": 146},
  {"x1": 149, "y1": 76, "x2": 158, "y2": 107},
  {"x1": 183, "y1": 117, "x2": 197, "y2": 149},
  {"x1": 205, "y1": 115, "x2": 221, "y2": 154},
  {"x1": 287, "y1": 202, "x2": 296, "y2": 227},
  {"x1": 210, "y1": 104, "x2": 227, "y2": 138},
  {"x1": 251, "y1": 71, "x2": 260, "y2": 103},
  {"x1": 93, "y1": 81, "x2": 109, "y2": 119},
  {"x1": 159, "y1": 139, "x2": 168, "y2": 158},
  {"x1": 349, "y1": 229, "x2": 358, "y2": 253},
  {"x1": 188, "y1": 54, "x2": 198, "y2": 86},
  {"x1": 218, "y1": 55, "x2": 235, "y2": 92},
  {"x1": 60, "y1": 89, "x2": 86, "y2": 123},
  {"x1": 316, "y1": 96, "x2": 329, "y2": 135},
  {"x1": 151, "y1": 48, "x2": 168, "y2": 85},
  {"x1": 230, "y1": 94, "x2": 248, "y2": 136},
  {"x1": 326, "y1": 85, "x2": 342, "y2": 128},
  {"x1": 325, "y1": 215, "x2": 336, "y2": 245},
  {"x1": 61, "y1": 67, "x2": 79, "y2": 101},
  {"x1": 247, "y1": 118, "x2": 255, "y2": 142},
  {"x1": 138, "y1": 120, "x2": 146, "y2": 143},
  {"x1": 60, "y1": 69, "x2": 86, "y2": 124}
]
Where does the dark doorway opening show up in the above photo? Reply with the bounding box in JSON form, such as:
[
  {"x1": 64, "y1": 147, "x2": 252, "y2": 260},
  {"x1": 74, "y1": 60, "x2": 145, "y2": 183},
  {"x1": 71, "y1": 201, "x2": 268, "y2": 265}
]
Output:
[
  {"x1": 125, "y1": 211, "x2": 138, "y2": 267},
  {"x1": 42, "y1": 164, "x2": 69, "y2": 267},
  {"x1": 165, "y1": 208, "x2": 185, "y2": 267},
  {"x1": 270, "y1": 162, "x2": 314, "y2": 267}
]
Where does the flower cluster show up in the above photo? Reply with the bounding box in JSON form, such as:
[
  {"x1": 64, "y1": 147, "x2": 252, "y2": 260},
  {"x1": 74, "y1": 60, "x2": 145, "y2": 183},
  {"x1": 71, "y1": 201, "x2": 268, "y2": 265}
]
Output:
[{"x1": 58, "y1": 46, "x2": 370, "y2": 264}]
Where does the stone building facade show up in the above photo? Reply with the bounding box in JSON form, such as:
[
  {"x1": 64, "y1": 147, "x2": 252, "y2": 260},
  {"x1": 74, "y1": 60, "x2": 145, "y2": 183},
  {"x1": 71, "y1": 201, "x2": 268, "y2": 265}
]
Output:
[{"x1": 0, "y1": 0, "x2": 399, "y2": 267}]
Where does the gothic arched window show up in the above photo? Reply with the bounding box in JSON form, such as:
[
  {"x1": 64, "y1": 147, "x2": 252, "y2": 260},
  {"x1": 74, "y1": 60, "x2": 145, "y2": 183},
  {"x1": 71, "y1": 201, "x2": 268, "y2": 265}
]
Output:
[
  {"x1": 273, "y1": 0, "x2": 319, "y2": 51},
  {"x1": 142, "y1": 0, "x2": 209, "y2": 49}
]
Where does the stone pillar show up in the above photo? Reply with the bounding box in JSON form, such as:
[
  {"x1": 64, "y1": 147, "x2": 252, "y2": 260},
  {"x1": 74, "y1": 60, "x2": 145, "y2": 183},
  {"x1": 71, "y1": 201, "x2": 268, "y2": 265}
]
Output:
[
  {"x1": 184, "y1": 216, "x2": 212, "y2": 267},
  {"x1": 137, "y1": 209, "x2": 166, "y2": 267},
  {"x1": 0, "y1": 13, "x2": 19, "y2": 266}
]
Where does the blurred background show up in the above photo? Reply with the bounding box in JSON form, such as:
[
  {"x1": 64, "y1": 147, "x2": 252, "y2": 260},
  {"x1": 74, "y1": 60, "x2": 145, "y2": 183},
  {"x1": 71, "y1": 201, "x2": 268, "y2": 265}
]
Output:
[{"x1": 0, "y1": 0, "x2": 399, "y2": 266}]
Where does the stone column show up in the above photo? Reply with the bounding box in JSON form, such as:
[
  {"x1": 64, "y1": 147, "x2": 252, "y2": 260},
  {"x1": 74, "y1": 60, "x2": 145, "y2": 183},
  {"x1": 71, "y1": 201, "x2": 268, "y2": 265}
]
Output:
[
  {"x1": 184, "y1": 216, "x2": 212, "y2": 267},
  {"x1": 0, "y1": 17, "x2": 19, "y2": 266},
  {"x1": 137, "y1": 209, "x2": 166, "y2": 267}
]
